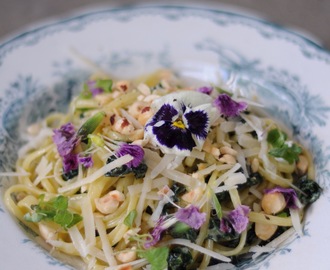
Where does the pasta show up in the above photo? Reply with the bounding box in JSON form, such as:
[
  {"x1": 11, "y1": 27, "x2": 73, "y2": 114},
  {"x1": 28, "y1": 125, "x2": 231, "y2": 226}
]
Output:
[{"x1": 4, "y1": 70, "x2": 321, "y2": 269}]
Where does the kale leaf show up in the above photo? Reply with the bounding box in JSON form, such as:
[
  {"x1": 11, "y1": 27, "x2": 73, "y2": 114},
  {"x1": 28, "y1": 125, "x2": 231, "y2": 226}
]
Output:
[
  {"x1": 294, "y1": 177, "x2": 322, "y2": 205},
  {"x1": 167, "y1": 246, "x2": 193, "y2": 270},
  {"x1": 105, "y1": 155, "x2": 147, "y2": 179}
]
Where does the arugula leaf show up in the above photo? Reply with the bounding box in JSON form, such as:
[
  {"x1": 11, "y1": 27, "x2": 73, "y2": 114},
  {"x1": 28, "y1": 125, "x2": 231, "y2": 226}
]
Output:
[
  {"x1": 266, "y1": 128, "x2": 302, "y2": 164},
  {"x1": 95, "y1": 79, "x2": 113, "y2": 92},
  {"x1": 24, "y1": 195, "x2": 82, "y2": 230},
  {"x1": 124, "y1": 210, "x2": 137, "y2": 228},
  {"x1": 138, "y1": 247, "x2": 169, "y2": 270}
]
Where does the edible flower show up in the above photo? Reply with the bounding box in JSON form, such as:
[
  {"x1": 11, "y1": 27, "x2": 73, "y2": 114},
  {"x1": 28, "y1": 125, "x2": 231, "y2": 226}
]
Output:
[
  {"x1": 62, "y1": 153, "x2": 79, "y2": 173},
  {"x1": 196, "y1": 86, "x2": 213, "y2": 95},
  {"x1": 145, "y1": 91, "x2": 214, "y2": 155},
  {"x1": 78, "y1": 155, "x2": 94, "y2": 168},
  {"x1": 53, "y1": 112, "x2": 106, "y2": 173},
  {"x1": 145, "y1": 204, "x2": 206, "y2": 248},
  {"x1": 220, "y1": 205, "x2": 250, "y2": 234},
  {"x1": 213, "y1": 93, "x2": 247, "y2": 117},
  {"x1": 53, "y1": 123, "x2": 79, "y2": 158},
  {"x1": 116, "y1": 143, "x2": 145, "y2": 168},
  {"x1": 105, "y1": 143, "x2": 147, "y2": 178},
  {"x1": 174, "y1": 204, "x2": 206, "y2": 230},
  {"x1": 264, "y1": 187, "x2": 301, "y2": 209}
]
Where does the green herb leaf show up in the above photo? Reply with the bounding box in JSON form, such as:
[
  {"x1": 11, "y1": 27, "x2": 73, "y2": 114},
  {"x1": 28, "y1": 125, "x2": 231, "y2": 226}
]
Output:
[
  {"x1": 267, "y1": 129, "x2": 287, "y2": 148},
  {"x1": 24, "y1": 195, "x2": 82, "y2": 230},
  {"x1": 96, "y1": 79, "x2": 113, "y2": 92},
  {"x1": 267, "y1": 128, "x2": 302, "y2": 164},
  {"x1": 268, "y1": 143, "x2": 302, "y2": 164},
  {"x1": 138, "y1": 247, "x2": 169, "y2": 270},
  {"x1": 77, "y1": 111, "x2": 106, "y2": 140},
  {"x1": 124, "y1": 210, "x2": 137, "y2": 228}
]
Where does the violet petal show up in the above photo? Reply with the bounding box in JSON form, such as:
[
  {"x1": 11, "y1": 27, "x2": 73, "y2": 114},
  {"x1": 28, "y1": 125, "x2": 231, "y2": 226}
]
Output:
[
  {"x1": 116, "y1": 143, "x2": 144, "y2": 168},
  {"x1": 175, "y1": 205, "x2": 206, "y2": 230},
  {"x1": 78, "y1": 155, "x2": 94, "y2": 168},
  {"x1": 62, "y1": 153, "x2": 79, "y2": 173},
  {"x1": 213, "y1": 93, "x2": 247, "y2": 117},
  {"x1": 196, "y1": 86, "x2": 213, "y2": 95},
  {"x1": 221, "y1": 205, "x2": 250, "y2": 234},
  {"x1": 144, "y1": 217, "x2": 167, "y2": 248},
  {"x1": 87, "y1": 81, "x2": 104, "y2": 96},
  {"x1": 53, "y1": 123, "x2": 79, "y2": 157}
]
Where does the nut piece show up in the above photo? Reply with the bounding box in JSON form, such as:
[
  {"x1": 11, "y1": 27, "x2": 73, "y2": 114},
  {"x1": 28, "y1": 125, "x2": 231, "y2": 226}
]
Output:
[
  {"x1": 261, "y1": 192, "x2": 286, "y2": 215},
  {"x1": 251, "y1": 158, "x2": 259, "y2": 173},
  {"x1": 255, "y1": 221, "x2": 278, "y2": 241},
  {"x1": 296, "y1": 155, "x2": 308, "y2": 175},
  {"x1": 95, "y1": 190, "x2": 125, "y2": 215},
  {"x1": 219, "y1": 154, "x2": 237, "y2": 165},
  {"x1": 116, "y1": 247, "x2": 137, "y2": 263},
  {"x1": 182, "y1": 187, "x2": 204, "y2": 203},
  {"x1": 220, "y1": 146, "x2": 237, "y2": 156}
]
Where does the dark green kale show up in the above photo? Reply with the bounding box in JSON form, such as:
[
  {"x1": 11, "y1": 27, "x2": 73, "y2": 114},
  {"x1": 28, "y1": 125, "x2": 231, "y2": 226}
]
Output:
[
  {"x1": 62, "y1": 169, "x2": 78, "y2": 181},
  {"x1": 105, "y1": 155, "x2": 147, "y2": 179},
  {"x1": 217, "y1": 172, "x2": 262, "y2": 203},
  {"x1": 169, "y1": 222, "x2": 198, "y2": 242},
  {"x1": 206, "y1": 217, "x2": 239, "y2": 244},
  {"x1": 167, "y1": 246, "x2": 193, "y2": 270},
  {"x1": 294, "y1": 176, "x2": 322, "y2": 205}
]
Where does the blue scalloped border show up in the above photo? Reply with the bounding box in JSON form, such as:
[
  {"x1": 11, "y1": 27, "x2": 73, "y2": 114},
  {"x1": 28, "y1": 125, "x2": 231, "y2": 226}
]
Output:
[{"x1": 1, "y1": 5, "x2": 330, "y2": 66}]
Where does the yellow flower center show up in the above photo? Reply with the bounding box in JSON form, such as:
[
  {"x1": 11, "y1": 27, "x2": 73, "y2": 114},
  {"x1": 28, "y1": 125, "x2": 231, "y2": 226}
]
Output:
[{"x1": 172, "y1": 120, "x2": 185, "y2": 129}]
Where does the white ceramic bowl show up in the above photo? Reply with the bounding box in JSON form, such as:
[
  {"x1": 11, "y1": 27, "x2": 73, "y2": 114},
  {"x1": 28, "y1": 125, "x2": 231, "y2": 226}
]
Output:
[{"x1": 1, "y1": 4, "x2": 330, "y2": 269}]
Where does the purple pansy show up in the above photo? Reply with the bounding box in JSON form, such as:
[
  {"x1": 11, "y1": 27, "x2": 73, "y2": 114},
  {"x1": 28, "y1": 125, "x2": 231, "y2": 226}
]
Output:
[
  {"x1": 145, "y1": 102, "x2": 209, "y2": 154},
  {"x1": 116, "y1": 143, "x2": 144, "y2": 168},
  {"x1": 264, "y1": 187, "x2": 301, "y2": 209},
  {"x1": 196, "y1": 86, "x2": 213, "y2": 95},
  {"x1": 175, "y1": 204, "x2": 206, "y2": 230},
  {"x1": 78, "y1": 155, "x2": 94, "y2": 168},
  {"x1": 213, "y1": 93, "x2": 247, "y2": 117},
  {"x1": 220, "y1": 205, "x2": 250, "y2": 234}
]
